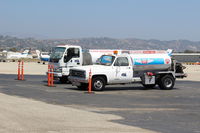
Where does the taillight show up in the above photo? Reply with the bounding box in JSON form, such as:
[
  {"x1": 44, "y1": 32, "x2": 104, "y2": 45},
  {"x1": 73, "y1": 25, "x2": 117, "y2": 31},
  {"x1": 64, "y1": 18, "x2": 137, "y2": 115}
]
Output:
[{"x1": 147, "y1": 72, "x2": 154, "y2": 76}]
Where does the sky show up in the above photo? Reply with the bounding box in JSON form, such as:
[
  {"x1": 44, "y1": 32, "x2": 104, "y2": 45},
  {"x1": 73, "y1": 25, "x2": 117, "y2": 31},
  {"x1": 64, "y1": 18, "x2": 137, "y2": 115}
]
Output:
[{"x1": 0, "y1": 0, "x2": 200, "y2": 41}]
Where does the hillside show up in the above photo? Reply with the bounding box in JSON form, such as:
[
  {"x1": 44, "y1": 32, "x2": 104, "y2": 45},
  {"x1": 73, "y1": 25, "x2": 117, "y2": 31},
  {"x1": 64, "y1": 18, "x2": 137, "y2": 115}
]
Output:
[{"x1": 0, "y1": 35, "x2": 200, "y2": 52}]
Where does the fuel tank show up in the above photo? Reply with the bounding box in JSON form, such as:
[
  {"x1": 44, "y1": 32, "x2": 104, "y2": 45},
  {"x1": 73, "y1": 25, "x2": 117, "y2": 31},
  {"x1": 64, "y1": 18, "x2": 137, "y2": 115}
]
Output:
[{"x1": 130, "y1": 53, "x2": 172, "y2": 71}]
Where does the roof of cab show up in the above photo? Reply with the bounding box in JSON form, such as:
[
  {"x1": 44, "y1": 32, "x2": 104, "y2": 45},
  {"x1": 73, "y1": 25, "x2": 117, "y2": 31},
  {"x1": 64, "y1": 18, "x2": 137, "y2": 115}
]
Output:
[{"x1": 56, "y1": 44, "x2": 81, "y2": 48}]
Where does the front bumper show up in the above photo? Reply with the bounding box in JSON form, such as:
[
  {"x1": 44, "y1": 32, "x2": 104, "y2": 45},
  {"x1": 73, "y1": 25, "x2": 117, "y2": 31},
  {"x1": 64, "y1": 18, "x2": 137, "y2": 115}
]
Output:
[
  {"x1": 53, "y1": 72, "x2": 63, "y2": 77},
  {"x1": 46, "y1": 71, "x2": 70, "y2": 78},
  {"x1": 46, "y1": 72, "x2": 63, "y2": 78}
]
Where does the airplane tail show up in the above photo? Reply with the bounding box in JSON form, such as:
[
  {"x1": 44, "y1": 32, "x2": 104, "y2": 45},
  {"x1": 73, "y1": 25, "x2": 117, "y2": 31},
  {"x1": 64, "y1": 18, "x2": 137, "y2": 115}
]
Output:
[
  {"x1": 167, "y1": 49, "x2": 173, "y2": 56},
  {"x1": 35, "y1": 50, "x2": 41, "y2": 59}
]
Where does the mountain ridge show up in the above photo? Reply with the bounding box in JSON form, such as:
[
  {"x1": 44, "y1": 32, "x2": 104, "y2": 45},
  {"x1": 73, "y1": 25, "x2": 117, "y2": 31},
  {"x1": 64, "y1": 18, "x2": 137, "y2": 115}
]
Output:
[{"x1": 0, "y1": 35, "x2": 200, "y2": 52}]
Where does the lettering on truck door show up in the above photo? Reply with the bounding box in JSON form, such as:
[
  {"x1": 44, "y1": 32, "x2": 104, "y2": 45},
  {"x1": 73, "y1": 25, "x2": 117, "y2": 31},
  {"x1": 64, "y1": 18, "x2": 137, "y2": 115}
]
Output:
[{"x1": 112, "y1": 57, "x2": 133, "y2": 83}]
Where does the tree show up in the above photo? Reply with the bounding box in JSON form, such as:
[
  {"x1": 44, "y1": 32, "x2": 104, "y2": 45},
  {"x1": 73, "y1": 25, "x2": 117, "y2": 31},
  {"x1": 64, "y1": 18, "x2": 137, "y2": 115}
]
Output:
[
  {"x1": 9, "y1": 47, "x2": 17, "y2": 52},
  {"x1": 184, "y1": 50, "x2": 195, "y2": 53}
]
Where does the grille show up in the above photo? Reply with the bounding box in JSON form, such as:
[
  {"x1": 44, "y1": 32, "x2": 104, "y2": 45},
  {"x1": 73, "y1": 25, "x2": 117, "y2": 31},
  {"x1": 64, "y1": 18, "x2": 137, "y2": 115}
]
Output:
[{"x1": 70, "y1": 70, "x2": 85, "y2": 78}]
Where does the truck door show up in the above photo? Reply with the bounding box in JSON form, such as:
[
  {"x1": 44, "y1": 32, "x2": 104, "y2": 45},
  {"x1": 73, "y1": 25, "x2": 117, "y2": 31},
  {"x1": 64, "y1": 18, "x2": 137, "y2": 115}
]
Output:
[
  {"x1": 112, "y1": 57, "x2": 133, "y2": 83},
  {"x1": 64, "y1": 48, "x2": 81, "y2": 67}
]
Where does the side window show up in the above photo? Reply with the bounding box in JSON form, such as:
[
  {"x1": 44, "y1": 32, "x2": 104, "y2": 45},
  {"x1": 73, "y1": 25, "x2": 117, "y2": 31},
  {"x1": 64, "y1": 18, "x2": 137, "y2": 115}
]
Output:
[
  {"x1": 67, "y1": 48, "x2": 80, "y2": 58},
  {"x1": 64, "y1": 48, "x2": 80, "y2": 63},
  {"x1": 114, "y1": 57, "x2": 129, "y2": 66},
  {"x1": 73, "y1": 48, "x2": 80, "y2": 57}
]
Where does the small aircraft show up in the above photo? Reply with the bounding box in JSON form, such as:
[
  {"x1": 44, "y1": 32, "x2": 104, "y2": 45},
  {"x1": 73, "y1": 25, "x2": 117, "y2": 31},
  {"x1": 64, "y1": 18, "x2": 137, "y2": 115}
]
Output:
[
  {"x1": 36, "y1": 50, "x2": 50, "y2": 64},
  {"x1": 6, "y1": 50, "x2": 32, "y2": 59}
]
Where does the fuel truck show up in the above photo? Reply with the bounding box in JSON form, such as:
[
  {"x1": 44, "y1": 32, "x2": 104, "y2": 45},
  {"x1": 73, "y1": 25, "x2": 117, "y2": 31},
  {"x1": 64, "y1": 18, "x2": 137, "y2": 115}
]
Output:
[{"x1": 68, "y1": 50, "x2": 187, "y2": 90}]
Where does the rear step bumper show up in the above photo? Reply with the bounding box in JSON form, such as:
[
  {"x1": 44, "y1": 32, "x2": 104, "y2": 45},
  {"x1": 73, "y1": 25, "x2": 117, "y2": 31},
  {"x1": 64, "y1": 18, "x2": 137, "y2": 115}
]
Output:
[{"x1": 175, "y1": 73, "x2": 187, "y2": 78}]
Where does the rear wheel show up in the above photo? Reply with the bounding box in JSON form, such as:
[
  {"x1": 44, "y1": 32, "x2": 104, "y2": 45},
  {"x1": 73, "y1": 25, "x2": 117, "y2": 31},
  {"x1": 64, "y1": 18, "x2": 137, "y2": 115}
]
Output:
[
  {"x1": 158, "y1": 75, "x2": 175, "y2": 90},
  {"x1": 92, "y1": 77, "x2": 105, "y2": 91}
]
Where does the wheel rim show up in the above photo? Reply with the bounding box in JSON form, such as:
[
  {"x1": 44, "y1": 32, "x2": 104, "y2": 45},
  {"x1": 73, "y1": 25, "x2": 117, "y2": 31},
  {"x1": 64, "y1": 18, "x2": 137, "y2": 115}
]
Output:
[
  {"x1": 94, "y1": 80, "x2": 103, "y2": 90},
  {"x1": 164, "y1": 78, "x2": 173, "y2": 88}
]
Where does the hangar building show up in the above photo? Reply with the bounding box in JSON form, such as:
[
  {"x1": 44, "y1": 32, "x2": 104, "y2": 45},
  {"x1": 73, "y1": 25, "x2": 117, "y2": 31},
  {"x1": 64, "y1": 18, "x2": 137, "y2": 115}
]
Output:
[{"x1": 172, "y1": 53, "x2": 200, "y2": 63}]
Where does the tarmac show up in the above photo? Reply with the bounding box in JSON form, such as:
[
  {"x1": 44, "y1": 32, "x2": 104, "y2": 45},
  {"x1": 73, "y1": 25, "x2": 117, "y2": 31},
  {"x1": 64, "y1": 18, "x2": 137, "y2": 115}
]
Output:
[{"x1": 0, "y1": 62, "x2": 200, "y2": 133}]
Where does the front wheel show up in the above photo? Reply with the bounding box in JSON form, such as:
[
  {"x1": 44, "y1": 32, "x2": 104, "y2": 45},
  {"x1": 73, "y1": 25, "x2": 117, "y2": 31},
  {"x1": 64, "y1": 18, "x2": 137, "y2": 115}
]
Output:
[
  {"x1": 92, "y1": 77, "x2": 106, "y2": 91},
  {"x1": 158, "y1": 75, "x2": 175, "y2": 90}
]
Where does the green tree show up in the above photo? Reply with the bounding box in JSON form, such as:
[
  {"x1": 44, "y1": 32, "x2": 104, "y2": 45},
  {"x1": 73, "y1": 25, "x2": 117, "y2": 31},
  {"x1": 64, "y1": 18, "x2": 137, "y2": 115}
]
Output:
[
  {"x1": 184, "y1": 50, "x2": 195, "y2": 53},
  {"x1": 9, "y1": 47, "x2": 17, "y2": 52}
]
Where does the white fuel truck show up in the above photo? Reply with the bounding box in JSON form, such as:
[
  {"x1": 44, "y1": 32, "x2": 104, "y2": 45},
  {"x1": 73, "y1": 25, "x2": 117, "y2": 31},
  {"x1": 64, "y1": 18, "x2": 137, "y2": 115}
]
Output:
[
  {"x1": 68, "y1": 50, "x2": 186, "y2": 90},
  {"x1": 49, "y1": 44, "x2": 122, "y2": 83}
]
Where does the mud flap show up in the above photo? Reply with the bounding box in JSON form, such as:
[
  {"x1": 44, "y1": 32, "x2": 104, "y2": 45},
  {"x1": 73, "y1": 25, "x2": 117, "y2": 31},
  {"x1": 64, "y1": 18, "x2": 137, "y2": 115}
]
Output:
[{"x1": 142, "y1": 73, "x2": 155, "y2": 85}]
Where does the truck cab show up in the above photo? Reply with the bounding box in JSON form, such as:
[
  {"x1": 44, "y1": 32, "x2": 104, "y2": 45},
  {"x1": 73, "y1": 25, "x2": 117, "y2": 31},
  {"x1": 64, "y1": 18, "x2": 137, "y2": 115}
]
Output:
[
  {"x1": 102, "y1": 54, "x2": 133, "y2": 83},
  {"x1": 49, "y1": 45, "x2": 82, "y2": 83}
]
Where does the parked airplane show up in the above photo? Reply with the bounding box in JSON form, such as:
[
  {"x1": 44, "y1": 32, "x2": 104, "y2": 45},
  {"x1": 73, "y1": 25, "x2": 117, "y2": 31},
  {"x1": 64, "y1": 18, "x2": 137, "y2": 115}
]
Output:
[
  {"x1": 36, "y1": 50, "x2": 50, "y2": 64},
  {"x1": 6, "y1": 50, "x2": 32, "y2": 59}
]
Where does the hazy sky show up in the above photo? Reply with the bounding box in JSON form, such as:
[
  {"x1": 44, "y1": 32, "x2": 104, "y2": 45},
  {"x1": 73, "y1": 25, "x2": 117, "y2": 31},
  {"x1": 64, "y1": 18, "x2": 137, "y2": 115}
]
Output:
[{"x1": 0, "y1": 0, "x2": 200, "y2": 40}]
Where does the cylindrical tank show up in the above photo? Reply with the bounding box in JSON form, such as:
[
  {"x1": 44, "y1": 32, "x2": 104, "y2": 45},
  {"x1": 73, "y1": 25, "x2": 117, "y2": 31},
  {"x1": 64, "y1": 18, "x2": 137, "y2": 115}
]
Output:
[
  {"x1": 130, "y1": 53, "x2": 172, "y2": 71},
  {"x1": 88, "y1": 49, "x2": 172, "y2": 71}
]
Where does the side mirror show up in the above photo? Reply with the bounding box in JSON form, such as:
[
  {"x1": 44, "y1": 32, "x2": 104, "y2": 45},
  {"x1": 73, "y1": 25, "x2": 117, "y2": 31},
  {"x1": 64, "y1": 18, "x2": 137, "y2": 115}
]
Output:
[{"x1": 96, "y1": 58, "x2": 101, "y2": 64}]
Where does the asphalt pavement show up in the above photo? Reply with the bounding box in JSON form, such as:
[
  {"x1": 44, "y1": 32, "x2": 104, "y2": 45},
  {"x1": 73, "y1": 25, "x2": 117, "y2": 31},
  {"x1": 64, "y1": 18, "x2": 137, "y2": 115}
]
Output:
[{"x1": 0, "y1": 74, "x2": 200, "y2": 133}]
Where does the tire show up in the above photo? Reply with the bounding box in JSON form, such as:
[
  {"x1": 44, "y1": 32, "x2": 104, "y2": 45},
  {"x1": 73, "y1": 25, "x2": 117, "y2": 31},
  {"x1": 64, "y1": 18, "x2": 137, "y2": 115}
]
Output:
[
  {"x1": 142, "y1": 84, "x2": 156, "y2": 89},
  {"x1": 92, "y1": 77, "x2": 106, "y2": 91},
  {"x1": 158, "y1": 75, "x2": 175, "y2": 90},
  {"x1": 59, "y1": 76, "x2": 68, "y2": 84},
  {"x1": 77, "y1": 83, "x2": 88, "y2": 90}
]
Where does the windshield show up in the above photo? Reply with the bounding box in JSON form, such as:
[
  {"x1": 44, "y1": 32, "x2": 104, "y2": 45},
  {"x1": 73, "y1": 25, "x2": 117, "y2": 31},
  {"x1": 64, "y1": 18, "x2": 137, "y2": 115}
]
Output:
[
  {"x1": 99, "y1": 55, "x2": 115, "y2": 66},
  {"x1": 50, "y1": 47, "x2": 66, "y2": 62}
]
